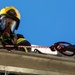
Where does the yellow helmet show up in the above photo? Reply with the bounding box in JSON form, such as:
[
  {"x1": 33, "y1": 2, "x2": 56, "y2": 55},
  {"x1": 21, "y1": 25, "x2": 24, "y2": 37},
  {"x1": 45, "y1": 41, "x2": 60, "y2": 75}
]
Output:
[{"x1": 0, "y1": 6, "x2": 20, "y2": 30}]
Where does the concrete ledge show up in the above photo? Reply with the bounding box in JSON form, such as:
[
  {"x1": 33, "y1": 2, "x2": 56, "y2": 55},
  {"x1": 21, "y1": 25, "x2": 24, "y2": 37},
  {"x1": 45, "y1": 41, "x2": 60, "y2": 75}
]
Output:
[
  {"x1": 0, "y1": 65, "x2": 74, "y2": 75},
  {"x1": 0, "y1": 49, "x2": 74, "y2": 75}
]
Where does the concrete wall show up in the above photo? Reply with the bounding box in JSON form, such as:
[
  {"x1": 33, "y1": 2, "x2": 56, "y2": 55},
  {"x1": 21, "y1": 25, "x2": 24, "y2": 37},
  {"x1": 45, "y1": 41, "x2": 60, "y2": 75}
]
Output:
[{"x1": 0, "y1": 49, "x2": 75, "y2": 75}]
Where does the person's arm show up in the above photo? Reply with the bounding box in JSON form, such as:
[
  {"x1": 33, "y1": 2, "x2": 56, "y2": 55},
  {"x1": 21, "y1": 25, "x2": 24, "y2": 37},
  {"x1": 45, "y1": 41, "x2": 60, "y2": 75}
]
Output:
[
  {"x1": 66, "y1": 45, "x2": 75, "y2": 52},
  {"x1": 16, "y1": 34, "x2": 31, "y2": 52}
]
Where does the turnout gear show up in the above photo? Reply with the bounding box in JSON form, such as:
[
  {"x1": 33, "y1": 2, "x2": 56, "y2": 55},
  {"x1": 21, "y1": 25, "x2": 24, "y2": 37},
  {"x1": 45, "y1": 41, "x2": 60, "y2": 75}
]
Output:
[
  {"x1": 0, "y1": 6, "x2": 31, "y2": 52},
  {"x1": 13, "y1": 34, "x2": 31, "y2": 52}
]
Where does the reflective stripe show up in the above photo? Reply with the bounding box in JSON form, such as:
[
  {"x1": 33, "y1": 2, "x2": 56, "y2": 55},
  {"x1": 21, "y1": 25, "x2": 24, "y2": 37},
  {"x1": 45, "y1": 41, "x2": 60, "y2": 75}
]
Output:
[
  {"x1": 0, "y1": 36, "x2": 2, "y2": 39},
  {"x1": 24, "y1": 47, "x2": 28, "y2": 52},
  {"x1": 17, "y1": 38, "x2": 26, "y2": 44},
  {"x1": 17, "y1": 38, "x2": 28, "y2": 52}
]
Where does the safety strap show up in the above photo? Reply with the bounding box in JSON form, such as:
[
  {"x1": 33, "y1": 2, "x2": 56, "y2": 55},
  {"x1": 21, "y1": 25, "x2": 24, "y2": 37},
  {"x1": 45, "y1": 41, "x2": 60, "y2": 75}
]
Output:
[{"x1": 16, "y1": 38, "x2": 26, "y2": 44}]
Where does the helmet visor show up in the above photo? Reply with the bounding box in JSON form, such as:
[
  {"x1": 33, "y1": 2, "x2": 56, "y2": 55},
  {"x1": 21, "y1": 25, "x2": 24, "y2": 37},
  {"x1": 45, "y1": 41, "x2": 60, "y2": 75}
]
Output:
[{"x1": 0, "y1": 16, "x2": 17, "y2": 32}]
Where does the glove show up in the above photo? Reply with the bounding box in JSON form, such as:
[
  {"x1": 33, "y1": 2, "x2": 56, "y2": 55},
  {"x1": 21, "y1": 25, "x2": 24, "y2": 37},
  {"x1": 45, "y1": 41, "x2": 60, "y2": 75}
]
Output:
[
  {"x1": 55, "y1": 45, "x2": 67, "y2": 52},
  {"x1": 50, "y1": 45, "x2": 56, "y2": 51}
]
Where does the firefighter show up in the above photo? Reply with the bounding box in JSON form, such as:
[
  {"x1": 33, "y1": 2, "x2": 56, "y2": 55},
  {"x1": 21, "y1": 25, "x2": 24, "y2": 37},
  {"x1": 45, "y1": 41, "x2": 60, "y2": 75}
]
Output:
[{"x1": 0, "y1": 6, "x2": 31, "y2": 52}]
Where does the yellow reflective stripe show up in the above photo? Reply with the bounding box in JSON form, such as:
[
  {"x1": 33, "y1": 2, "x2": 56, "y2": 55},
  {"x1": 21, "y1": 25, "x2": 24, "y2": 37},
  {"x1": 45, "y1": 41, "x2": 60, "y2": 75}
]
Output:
[
  {"x1": 0, "y1": 36, "x2": 2, "y2": 39},
  {"x1": 24, "y1": 47, "x2": 28, "y2": 52},
  {"x1": 17, "y1": 38, "x2": 28, "y2": 52},
  {"x1": 17, "y1": 38, "x2": 26, "y2": 44}
]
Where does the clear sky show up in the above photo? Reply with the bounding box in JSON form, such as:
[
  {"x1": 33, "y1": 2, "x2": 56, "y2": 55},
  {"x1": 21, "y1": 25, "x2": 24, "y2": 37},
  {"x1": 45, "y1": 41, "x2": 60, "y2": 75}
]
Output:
[{"x1": 0, "y1": 0, "x2": 75, "y2": 46}]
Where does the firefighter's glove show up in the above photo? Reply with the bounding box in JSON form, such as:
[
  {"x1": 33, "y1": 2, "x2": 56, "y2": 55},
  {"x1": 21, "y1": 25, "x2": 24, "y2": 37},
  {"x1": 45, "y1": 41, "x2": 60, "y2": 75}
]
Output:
[{"x1": 50, "y1": 45, "x2": 56, "y2": 51}]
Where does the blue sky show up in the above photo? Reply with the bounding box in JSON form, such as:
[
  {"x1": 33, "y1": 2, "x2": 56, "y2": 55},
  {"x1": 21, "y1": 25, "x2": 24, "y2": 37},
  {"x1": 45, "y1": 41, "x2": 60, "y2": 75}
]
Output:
[{"x1": 0, "y1": 0, "x2": 75, "y2": 46}]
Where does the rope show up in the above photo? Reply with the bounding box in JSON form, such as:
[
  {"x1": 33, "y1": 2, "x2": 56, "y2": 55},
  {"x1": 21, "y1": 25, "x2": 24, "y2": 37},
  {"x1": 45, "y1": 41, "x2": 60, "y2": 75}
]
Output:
[{"x1": 5, "y1": 45, "x2": 50, "y2": 48}]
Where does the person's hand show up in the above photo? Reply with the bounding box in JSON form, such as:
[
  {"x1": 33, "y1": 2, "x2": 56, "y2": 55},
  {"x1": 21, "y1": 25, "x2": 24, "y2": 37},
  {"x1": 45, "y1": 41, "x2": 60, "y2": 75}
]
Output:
[
  {"x1": 50, "y1": 43, "x2": 67, "y2": 52},
  {"x1": 57, "y1": 45, "x2": 64, "y2": 49},
  {"x1": 56, "y1": 45, "x2": 67, "y2": 52}
]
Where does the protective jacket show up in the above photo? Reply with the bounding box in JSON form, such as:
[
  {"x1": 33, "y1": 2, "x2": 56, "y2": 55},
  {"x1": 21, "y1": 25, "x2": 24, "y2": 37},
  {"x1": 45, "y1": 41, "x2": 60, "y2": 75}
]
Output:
[
  {"x1": 0, "y1": 33, "x2": 31, "y2": 52},
  {"x1": 0, "y1": 6, "x2": 31, "y2": 52}
]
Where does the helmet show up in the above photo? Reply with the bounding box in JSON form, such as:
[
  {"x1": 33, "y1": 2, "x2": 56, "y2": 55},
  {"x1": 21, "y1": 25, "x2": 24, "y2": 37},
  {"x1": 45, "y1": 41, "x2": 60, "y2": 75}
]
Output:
[{"x1": 0, "y1": 6, "x2": 20, "y2": 32}]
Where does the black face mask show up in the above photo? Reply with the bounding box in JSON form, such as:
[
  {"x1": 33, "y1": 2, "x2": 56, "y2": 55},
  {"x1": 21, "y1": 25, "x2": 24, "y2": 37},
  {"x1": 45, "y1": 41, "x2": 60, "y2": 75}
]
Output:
[
  {"x1": 0, "y1": 16, "x2": 17, "y2": 33},
  {"x1": 0, "y1": 16, "x2": 6, "y2": 31}
]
